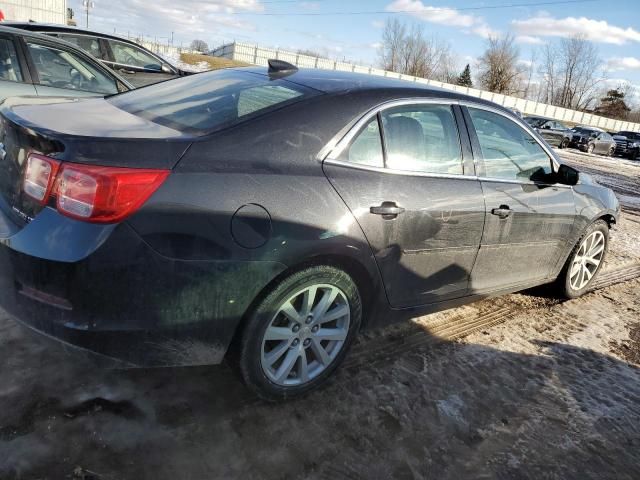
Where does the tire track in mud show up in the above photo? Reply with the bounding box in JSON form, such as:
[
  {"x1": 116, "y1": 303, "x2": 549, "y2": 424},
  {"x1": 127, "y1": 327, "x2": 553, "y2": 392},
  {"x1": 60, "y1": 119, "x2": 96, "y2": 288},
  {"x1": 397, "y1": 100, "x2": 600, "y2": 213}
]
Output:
[{"x1": 343, "y1": 262, "x2": 640, "y2": 372}]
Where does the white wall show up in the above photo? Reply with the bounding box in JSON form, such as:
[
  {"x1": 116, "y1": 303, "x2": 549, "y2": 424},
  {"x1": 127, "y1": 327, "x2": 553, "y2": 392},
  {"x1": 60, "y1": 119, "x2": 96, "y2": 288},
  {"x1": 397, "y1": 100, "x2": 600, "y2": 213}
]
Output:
[
  {"x1": 212, "y1": 42, "x2": 640, "y2": 133},
  {"x1": 2, "y1": 0, "x2": 67, "y2": 25}
]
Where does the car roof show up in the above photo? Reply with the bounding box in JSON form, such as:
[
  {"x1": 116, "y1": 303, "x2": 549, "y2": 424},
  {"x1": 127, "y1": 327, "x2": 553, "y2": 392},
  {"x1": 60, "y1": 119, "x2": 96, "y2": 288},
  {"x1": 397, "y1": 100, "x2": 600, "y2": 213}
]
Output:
[
  {"x1": 2, "y1": 22, "x2": 140, "y2": 45},
  {"x1": 244, "y1": 66, "x2": 512, "y2": 111},
  {"x1": 0, "y1": 23, "x2": 69, "y2": 41}
]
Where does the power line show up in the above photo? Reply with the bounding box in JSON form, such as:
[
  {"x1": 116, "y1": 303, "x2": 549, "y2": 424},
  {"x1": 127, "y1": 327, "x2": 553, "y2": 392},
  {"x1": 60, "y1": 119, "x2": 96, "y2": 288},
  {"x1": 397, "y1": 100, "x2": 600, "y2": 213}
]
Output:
[{"x1": 224, "y1": 0, "x2": 599, "y2": 15}]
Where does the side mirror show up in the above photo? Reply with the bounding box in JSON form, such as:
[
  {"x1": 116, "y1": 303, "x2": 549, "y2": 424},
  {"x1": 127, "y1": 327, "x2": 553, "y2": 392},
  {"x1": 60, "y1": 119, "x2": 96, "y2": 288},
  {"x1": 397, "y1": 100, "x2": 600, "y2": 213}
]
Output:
[
  {"x1": 161, "y1": 63, "x2": 173, "y2": 74},
  {"x1": 557, "y1": 164, "x2": 579, "y2": 186},
  {"x1": 543, "y1": 124, "x2": 551, "y2": 129}
]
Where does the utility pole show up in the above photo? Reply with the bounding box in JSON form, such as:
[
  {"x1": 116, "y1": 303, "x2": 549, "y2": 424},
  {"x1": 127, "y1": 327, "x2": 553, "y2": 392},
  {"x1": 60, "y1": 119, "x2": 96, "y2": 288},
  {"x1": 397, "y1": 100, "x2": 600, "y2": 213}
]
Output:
[{"x1": 82, "y1": 0, "x2": 95, "y2": 29}]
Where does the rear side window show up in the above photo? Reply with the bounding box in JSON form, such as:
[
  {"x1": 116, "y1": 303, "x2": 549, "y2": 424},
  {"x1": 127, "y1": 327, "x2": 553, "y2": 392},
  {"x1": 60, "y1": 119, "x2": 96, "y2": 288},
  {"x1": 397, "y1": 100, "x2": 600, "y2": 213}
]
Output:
[
  {"x1": 109, "y1": 70, "x2": 314, "y2": 135},
  {"x1": 58, "y1": 34, "x2": 105, "y2": 60},
  {"x1": 346, "y1": 118, "x2": 384, "y2": 168},
  {"x1": 26, "y1": 42, "x2": 118, "y2": 94},
  {"x1": 108, "y1": 39, "x2": 161, "y2": 70},
  {"x1": 468, "y1": 107, "x2": 551, "y2": 182},
  {"x1": 0, "y1": 38, "x2": 23, "y2": 82},
  {"x1": 381, "y1": 105, "x2": 462, "y2": 174}
]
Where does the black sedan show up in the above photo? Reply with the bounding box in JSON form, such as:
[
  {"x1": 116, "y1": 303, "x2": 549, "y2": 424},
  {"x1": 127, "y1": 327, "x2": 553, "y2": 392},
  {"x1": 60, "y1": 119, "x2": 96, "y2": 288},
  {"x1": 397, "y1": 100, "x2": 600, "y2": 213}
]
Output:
[{"x1": 0, "y1": 63, "x2": 620, "y2": 400}]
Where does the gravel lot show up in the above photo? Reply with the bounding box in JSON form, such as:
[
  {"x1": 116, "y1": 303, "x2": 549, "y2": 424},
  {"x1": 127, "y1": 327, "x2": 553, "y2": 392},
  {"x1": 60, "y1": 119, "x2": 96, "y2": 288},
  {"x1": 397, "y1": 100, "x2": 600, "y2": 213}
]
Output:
[{"x1": 1, "y1": 149, "x2": 639, "y2": 480}]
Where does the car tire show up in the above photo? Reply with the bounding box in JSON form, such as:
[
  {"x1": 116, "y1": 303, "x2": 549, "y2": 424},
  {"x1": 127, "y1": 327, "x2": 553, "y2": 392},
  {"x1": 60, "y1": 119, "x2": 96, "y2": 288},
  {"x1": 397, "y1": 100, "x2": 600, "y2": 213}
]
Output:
[
  {"x1": 238, "y1": 265, "x2": 361, "y2": 401},
  {"x1": 587, "y1": 143, "x2": 595, "y2": 154},
  {"x1": 608, "y1": 146, "x2": 615, "y2": 157},
  {"x1": 559, "y1": 138, "x2": 569, "y2": 149},
  {"x1": 558, "y1": 220, "x2": 609, "y2": 299}
]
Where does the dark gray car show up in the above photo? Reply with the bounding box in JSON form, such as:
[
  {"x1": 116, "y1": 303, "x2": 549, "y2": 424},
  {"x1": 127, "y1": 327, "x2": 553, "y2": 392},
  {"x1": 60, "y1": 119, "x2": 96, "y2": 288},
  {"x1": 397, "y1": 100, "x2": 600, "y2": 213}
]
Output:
[
  {"x1": 0, "y1": 25, "x2": 131, "y2": 102},
  {"x1": 0, "y1": 64, "x2": 620, "y2": 400},
  {"x1": 524, "y1": 116, "x2": 571, "y2": 148},
  {"x1": 5, "y1": 22, "x2": 190, "y2": 87}
]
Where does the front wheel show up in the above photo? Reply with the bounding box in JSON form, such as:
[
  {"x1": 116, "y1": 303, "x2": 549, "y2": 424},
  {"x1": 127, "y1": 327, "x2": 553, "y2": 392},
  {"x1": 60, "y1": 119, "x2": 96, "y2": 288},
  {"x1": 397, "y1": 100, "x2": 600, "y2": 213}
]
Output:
[
  {"x1": 587, "y1": 143, "x2": 595, "y2": 154},
  {"x1": 238, "y1": 266, "x2": 361, "y2": 401},
  {"x1": 608, "y1": 146, "x2": 615, "y2": 157},
  {"x1": 559, "y1": 138, "x2": 569, "y2": 149},
  {"x1": 558, "y1": 220, "x2": 609, "y2": 298}
]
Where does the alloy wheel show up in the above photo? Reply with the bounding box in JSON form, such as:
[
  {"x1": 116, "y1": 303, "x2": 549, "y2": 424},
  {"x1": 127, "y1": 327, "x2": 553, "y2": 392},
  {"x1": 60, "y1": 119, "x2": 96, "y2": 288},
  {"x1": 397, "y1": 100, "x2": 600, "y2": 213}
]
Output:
[
  {"x1": 587, "y1": 144, "x2": 595, "y2": 154},
  {"x1": 570, "y1": 231, "x2": 605, "y2": 291},
  {"x1": 260, "y1": 284, "x2": 350, "y2": 386}
]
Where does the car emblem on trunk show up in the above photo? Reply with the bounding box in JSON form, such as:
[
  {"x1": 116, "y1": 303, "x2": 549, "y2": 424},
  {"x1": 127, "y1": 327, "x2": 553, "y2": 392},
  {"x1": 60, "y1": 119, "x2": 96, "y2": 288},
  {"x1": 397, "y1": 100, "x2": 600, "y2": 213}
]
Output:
[{"x1": 0, "y1": 143, "x2": 5, "y2": 161}]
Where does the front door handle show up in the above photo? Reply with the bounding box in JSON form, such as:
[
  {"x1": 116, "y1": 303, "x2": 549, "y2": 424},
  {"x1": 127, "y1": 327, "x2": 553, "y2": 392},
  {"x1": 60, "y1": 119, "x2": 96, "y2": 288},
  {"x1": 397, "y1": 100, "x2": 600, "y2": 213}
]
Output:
[
  {"x1": 370, "y1": 201, "x2": 405, "y2": 219},
  {"x1": 491, "y1": 205, "x2": 512, "y2": 219}
]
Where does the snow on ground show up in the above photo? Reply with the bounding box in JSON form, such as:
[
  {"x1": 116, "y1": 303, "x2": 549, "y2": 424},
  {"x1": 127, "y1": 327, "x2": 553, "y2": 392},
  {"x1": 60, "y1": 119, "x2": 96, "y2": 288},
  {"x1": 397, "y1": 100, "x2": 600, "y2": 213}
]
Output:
[{"x1": 161, "y1": 51, "x2": 211, "y2": 73}]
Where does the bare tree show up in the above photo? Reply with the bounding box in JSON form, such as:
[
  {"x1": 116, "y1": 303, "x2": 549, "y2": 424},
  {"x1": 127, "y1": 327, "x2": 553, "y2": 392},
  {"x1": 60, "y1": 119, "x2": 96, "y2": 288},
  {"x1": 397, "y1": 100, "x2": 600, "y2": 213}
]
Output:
[
  {"x1": 378, "y1": 19, "x2": 457, "y2": 82},
  {"x1": 190, "y1": 39, "x2": 209, "y2": 53},
  {"x1": 538, "y1": 35, "x2": 604, "y2": 110},
  {"x1": 477, "y1": 34, "x2": 524, "y2": 95}
]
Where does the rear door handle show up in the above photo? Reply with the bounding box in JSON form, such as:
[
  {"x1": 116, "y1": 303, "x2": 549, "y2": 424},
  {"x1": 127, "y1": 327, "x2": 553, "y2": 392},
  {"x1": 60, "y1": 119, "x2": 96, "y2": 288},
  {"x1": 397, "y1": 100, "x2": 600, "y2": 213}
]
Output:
[
  {"x1": 370, "y1": 202, "x2": 405, "y2": 219},
  {"x1": 491, "y1": 205, "x2": 512, "y2": 219}
]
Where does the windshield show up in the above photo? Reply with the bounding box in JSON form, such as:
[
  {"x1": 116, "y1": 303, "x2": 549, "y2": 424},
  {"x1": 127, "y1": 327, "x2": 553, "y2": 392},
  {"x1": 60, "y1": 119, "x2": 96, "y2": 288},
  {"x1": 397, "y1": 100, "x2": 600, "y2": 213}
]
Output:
[
  {"x1": 617, "y1": 131, "x2": 640, "y2": 139},
  {"x1": 525, "y1": 117, "x2": 548, "y2": 127},
  {"x1": 108, "y1": 69, "x2": 316, "y2": 135}
]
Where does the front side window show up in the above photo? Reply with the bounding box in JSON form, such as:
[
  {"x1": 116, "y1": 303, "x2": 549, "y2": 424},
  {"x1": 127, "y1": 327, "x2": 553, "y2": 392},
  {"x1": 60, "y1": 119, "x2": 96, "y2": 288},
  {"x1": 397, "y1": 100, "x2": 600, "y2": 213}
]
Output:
[
  {"x1": 345, "y1": 118, "x2": 384, "y2": 168},
  {"x1": 381, "y1": 105, "x2": 463, "y2": 174},
  {"x1": 58, "y1": 34, "x2": 105, "y2": 60},
  {"x1": 468, "y1": 107, "x2": 552, "y2": 182},
  {"x1": 108, "y1": 40, "x2": 162, "y2": 70},
  {"x1": 0, "y1": 38, "x2": 23, "y2": 82},
  {"x1": 109, "y1": 69, "x2": 313, "y2": 135},
  {"x1": 26, "y1": 42, "x2": 118, "y2": 94}
]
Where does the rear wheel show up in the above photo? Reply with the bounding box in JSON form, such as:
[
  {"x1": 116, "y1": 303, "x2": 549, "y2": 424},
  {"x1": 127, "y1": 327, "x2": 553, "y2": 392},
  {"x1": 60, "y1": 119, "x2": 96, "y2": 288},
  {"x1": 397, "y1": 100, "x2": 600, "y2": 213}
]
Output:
[
  {"x1": 558, "y1": 220, "x2": 608, "y2": 298},
  {"x1": 238, "y1": 266, "x2": 361, "y2": 401}
]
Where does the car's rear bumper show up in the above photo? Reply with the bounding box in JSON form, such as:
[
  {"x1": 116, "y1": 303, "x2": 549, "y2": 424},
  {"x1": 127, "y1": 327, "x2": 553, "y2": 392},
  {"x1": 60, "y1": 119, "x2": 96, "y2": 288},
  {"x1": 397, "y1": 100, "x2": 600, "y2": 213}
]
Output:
[{"x1": 0, "y1": 208, "x2": 286, "y2": 367}]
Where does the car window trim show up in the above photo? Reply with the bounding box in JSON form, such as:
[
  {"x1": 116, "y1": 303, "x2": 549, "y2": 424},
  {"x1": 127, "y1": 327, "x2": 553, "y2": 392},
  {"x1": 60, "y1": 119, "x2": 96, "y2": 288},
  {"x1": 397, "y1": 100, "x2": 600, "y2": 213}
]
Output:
[
  {"x1": 101, "y1": 59, "x2": 163, "y2": 73},
  {"x1": 324, "y1": 98, "x2": 473, "y2": 175}
]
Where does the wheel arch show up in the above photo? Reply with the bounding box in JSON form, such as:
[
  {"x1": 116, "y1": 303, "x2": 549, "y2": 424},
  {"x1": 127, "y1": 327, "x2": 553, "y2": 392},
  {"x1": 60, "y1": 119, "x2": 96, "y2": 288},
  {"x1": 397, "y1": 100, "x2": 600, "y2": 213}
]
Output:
[{"x1": 227, "y1": 252, "x2": 381, "y2": 358}]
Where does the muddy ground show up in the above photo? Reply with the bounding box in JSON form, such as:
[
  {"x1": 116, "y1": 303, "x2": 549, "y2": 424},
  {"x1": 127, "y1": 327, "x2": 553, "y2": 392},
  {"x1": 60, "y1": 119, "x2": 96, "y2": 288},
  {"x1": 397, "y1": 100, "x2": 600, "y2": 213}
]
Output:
[{"x1": 1, "y1": 148, "x2": 639, "y2": 480}]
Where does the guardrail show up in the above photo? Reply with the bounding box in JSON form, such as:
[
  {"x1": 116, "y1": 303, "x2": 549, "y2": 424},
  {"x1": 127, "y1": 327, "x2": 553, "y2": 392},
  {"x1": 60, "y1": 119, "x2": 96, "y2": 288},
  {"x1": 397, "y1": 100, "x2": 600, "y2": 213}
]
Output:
[{"x1": 212, "y1": 42, "x2": 640, "y2": 133}]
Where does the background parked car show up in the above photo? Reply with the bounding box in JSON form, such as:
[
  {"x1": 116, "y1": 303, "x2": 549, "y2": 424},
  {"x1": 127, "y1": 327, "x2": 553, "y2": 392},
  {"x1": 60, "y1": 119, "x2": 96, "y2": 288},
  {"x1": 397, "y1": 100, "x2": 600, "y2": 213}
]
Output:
[
  {"x1": 579, "y1": 130, "x2": 616, "y2": 155},
  {"x1": 568, "y1": 126, "x2": 611, "y2": 153},
  {"x1": 0, "y1": 25, "x2": 131, "y2": 102},
  {"x1": 612, "y1": 130, "x2": 640, "y2": 160},
  {"x1": 5, "y1": 23, "x2": 189, "y2": 87},
  {"x1": 524, "y1": 116, "x2": 571, "y2": 148}
]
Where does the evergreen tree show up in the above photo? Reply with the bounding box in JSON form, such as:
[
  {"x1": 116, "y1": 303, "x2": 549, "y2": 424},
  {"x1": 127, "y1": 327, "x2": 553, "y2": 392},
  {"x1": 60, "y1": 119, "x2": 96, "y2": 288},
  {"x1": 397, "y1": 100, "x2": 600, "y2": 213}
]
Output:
[
  {"x1": 457, "y1": 64, "x2": 473, "y2": 87},
  {"x1": 595, "y1": 89, "x2": 631, "y2": 120}
]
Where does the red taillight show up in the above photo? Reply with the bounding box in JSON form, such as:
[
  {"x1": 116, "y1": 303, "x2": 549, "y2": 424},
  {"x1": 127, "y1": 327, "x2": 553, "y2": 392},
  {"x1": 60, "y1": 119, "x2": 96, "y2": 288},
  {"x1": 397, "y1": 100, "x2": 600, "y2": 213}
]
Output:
[
  {"x1": 23, "y1": 153, "x2": 61, "y2": 204},
  {"x1": 22, "y1": 154, "x2": 169, "y2": 224}
]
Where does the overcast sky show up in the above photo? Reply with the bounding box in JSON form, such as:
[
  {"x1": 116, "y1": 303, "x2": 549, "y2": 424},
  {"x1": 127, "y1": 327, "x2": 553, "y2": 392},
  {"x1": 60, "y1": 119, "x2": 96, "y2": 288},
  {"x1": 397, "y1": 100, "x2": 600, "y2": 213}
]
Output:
[{"x1": 71, "y1": 0, "x2": 640, "y2": 91}]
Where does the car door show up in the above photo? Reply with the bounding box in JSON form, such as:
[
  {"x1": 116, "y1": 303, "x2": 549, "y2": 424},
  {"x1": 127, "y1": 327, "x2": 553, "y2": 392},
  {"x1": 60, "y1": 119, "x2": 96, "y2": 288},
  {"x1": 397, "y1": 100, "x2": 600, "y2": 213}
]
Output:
[
  {"x1": 463, "y1": 105, "x2": 576, "y2": 293},
  {"x1": 22, "y1": 39, "x2": 121, "y2": 98},
  {"x1": 103, "y1": 38, "x2": 177, "y2": 87},
  {"x1": 323, "y1": 101, "x2": 486, "y2": 308},
  {"x1": 0, "y1": 34, "x2": 37, "y2": 101}
]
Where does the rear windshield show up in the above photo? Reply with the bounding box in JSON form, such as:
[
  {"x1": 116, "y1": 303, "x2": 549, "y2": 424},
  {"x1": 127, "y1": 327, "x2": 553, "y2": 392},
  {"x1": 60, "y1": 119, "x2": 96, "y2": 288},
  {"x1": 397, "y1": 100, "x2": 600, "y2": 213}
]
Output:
[{"x1": 108, "y1": 69, "x2": 316, "y2": 135}]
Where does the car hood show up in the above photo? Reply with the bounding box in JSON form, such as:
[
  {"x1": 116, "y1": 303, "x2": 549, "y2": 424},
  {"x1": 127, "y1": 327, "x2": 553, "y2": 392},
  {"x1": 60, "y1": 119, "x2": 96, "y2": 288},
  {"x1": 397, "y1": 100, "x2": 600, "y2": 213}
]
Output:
[{"x1": 0, "y1": 96, "x2": 189, "y2": 139}]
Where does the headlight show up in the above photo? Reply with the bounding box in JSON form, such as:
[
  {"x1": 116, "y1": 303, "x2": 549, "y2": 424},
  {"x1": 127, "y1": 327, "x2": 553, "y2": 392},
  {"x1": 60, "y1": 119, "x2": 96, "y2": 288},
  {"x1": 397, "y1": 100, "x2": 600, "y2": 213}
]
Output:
[{"x1": 631, "y1": 142, "x2": 640, "y2": 148}]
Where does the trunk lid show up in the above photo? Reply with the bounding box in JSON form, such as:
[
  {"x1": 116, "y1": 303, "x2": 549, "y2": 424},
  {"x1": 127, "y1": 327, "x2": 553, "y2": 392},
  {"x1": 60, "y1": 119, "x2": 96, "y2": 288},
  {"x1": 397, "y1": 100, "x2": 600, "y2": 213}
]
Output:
[{"x1": 0, "y1": 97, "x2": 191, "y2": 229}]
